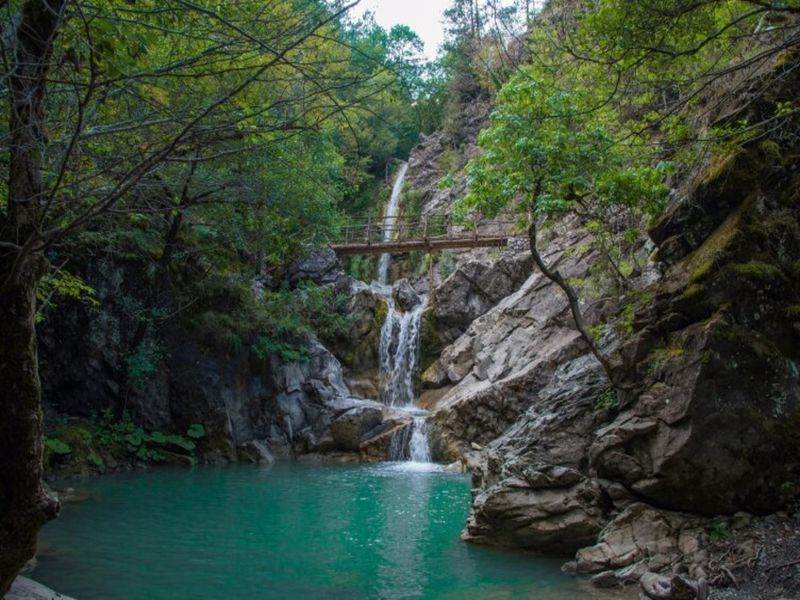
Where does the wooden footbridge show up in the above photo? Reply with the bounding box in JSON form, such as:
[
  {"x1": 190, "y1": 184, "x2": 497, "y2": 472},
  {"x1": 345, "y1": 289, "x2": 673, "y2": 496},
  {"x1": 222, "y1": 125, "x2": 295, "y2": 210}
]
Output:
[{"x1": 330, "y1": 215, "x2": 522, "y2": 256}]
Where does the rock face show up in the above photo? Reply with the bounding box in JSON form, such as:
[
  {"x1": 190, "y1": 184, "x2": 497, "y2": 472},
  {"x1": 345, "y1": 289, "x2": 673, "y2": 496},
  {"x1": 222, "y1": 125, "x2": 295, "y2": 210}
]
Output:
[
  {"x1": 392, "y1": 279, "x2": 420, "y2": 311},
  {"x1": 423, "y1": 251, "x2": 533, "y2": 347},
  {"x1": 287, "y1": 247, "x2": 351, "y2": 293},
  {"x1": 424, "y1": 219, "x2": 609, "y2": 461},
  {"x1": 421, "y1": 61, "x2": 800, "y2": 595},
  {"x1": 36, "y1": 250, "x2": 405, "y2": 465},
  {"x1": 330, "y1": 282, "x2": 387, "y2": 397},
  {"x1": 590, "y1": 141, "x2": 800, "y2": 517}
]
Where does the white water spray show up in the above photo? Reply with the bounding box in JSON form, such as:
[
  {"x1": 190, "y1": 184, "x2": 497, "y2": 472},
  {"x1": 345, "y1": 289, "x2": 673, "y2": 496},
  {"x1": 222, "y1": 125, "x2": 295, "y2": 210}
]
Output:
[
  {"x1": 377, "y1": 162, "x2": 409, "y2": 285},
  {"x1": 379, "y1": 296, "x2": 425, "y2": 408},
  {"x1": 370, "y1": 162, "x2": 434, "y2": 465}
]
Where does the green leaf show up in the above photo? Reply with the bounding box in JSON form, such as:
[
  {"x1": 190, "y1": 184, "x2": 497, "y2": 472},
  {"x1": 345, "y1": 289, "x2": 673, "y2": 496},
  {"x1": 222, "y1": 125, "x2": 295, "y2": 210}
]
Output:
[
  {"x1": 186, "y1": 424, "x2": 206, "y2": 439},
  {"x1": 44, "y1": 437, "x2": 72, "y2": 456}
]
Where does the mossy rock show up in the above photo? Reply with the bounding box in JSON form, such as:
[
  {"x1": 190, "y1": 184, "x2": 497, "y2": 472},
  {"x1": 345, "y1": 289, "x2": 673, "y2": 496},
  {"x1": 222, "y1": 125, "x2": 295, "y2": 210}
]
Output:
[
  {"x1": 731, "y1": 260, "x2": 786, "y2": 283},
  {"x1": 419, "y1": 308, "x2": 445, "y2": 373},
  {"x1": 681, "y1": 194, "x2": 752, "y2": 284},
  {"x1": 373, "y1": 298, "x2": 388, "y2": 330}
]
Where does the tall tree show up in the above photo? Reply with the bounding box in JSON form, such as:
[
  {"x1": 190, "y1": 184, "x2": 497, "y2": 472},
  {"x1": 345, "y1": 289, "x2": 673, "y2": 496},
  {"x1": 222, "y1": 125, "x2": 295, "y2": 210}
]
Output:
[{"x1": 0, "y1": 0, "x2": 390, "y2": 589}]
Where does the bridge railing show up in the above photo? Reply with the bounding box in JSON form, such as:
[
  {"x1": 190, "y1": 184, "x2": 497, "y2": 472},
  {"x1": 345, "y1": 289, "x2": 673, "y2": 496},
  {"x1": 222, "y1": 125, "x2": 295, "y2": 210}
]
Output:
[{"x1": 332, "y1": 214, "x2": 520, "y2": 247}]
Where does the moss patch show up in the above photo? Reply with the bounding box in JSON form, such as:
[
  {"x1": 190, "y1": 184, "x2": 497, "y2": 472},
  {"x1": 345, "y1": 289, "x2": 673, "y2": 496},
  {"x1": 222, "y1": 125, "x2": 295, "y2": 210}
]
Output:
[
  {"x1": 731, "y1": 260, "x2": 786, "y2": 283},
  {"x1": 419, "y1": 309, "x2": 445, "y2": 373},
  {"x1": 683, "y1": 194, "x2": 752, "y2": 284},
  {"x1": 374, "y1": 298, "x2": 388, "y2": 330}
]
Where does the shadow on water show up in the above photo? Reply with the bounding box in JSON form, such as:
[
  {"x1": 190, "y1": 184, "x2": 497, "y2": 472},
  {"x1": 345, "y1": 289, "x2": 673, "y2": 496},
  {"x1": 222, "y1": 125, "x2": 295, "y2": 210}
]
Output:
[{"x1": 34, "y1": 463, "x2": 628, "y2": 599}]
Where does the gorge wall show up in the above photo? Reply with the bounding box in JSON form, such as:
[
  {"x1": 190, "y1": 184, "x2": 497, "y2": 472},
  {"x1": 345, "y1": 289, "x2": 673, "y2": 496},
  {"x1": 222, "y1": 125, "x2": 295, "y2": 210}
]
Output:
[{"x1": 404, "y1": 52, "x2": 800, "y2": 595}]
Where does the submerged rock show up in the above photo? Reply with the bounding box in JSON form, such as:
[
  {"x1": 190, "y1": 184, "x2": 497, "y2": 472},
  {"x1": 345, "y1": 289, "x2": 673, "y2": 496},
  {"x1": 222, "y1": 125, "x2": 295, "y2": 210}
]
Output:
[
  {"x1": 236, "y1": 440, "x2": 274, "y2": 465},
  {"x1": 6, "y1": 577, "x2": 75, "y2": 600}
]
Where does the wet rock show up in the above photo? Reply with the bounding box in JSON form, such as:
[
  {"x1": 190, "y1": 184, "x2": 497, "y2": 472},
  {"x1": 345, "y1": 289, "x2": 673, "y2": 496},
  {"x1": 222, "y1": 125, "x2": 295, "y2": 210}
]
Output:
[
  {"x1": 237, "y1": 440, "x2": 275, "y2": 465},
  {"x1": 443, "y1": 460, "x2": 466, "y2": 473},
  {"x1": 6, "y1": 577, "x2": 75, "y2": 600},
  {"x1": 359, "y1": 413, "x2": 413, "y2": 461},
  {"x1": 331, "y1": 283, "x2": 387, "y2": 388},
  {"x1": 392, "y1": 278, "x2": 420, "y2": 311},
  {"x1": 330, "y1": 402, "x2": 384, "y2": 451}
]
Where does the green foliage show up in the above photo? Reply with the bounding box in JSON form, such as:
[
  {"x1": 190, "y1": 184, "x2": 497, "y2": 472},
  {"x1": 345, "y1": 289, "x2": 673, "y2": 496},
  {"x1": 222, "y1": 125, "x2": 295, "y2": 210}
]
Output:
[
  {"x1": 786, "y1": 305, "x2": 800, "y2": 320},
  {"x1": 44, "y1": 411, "x2": 203, "y2": 475},
  {"x1": 44, "y1": 437, "x2": 72, "y2": 456},
  {"x1": 708, "y1": 521, "x2": 731, "y2": 543},
  {"x1": 192, "y1": 277, "x2": 350, "y2": 363},
  {"x1": 186, "y1": 424, "x2": 206, "y2": 440},
  {"x1": 595, "y1": 388, "x2": 620, "y2": 411},
  {"x1": 126, "y1": 339, "x2": 164, "y2": 393},
  {"x1": 36, "y1": 268, "x2": 99, "y2": 323},
  {"x1": 460, "y1": 74, "x2": 669, "y2": 224},
  {"x1": 438, "y1": 174, "x2": 456, "y2": 190}
]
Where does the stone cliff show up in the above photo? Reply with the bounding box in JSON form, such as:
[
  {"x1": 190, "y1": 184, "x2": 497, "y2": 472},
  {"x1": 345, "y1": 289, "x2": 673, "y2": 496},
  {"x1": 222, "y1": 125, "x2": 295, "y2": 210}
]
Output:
[{"x1": 398, "y1": 56, "x2": 800, "y2": 596}]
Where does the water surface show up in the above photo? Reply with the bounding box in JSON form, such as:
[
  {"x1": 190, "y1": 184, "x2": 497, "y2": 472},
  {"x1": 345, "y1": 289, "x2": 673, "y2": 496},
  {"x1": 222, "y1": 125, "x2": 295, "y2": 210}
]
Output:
[{"x1": 35, "y1": 462, "x2": 607, "y2": 599}]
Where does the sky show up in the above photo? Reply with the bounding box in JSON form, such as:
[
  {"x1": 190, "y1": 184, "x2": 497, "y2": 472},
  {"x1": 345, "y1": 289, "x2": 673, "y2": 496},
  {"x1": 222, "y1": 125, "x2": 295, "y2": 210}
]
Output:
[{"x1": 349, "y1": 0, "x2": 453, "y2": 60}]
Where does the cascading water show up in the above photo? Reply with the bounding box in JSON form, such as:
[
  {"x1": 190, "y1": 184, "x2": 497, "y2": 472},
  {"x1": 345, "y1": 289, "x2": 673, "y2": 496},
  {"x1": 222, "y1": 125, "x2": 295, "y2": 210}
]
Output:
[
  {"x1": 379, "y1": 296, "x2": 425, "y2": 408},
  {"x1": 378, "y1": 297, "x2": 433, "y2": 465},
  {"x1": 372, "y1": 161, "x2": 433, "y2": 465},
  {"x1": 377, "y1": 162, "x2": 409, "y2": 285}
]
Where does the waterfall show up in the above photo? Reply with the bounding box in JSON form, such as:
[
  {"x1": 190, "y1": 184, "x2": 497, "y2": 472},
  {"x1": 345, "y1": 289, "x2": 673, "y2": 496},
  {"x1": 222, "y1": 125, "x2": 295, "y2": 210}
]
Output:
[
  {"x1": 408, "y1": 416, "x2": 431, "y2": 463},
  {"x1": 371, "y1": 160, "x2": 433, "y2": 466},
  {"x1": 378, "y1": 301, "x2": 433, "y2": 464},
  {"x1": 377, "y1": 162, "x2": 409, "y2": 285},
  {"x1": 378, "y1": 296, "x2": 425, "y2": 408},
  {"x1": 388, "y1": 412, "x2": 431, "y2": 464}
]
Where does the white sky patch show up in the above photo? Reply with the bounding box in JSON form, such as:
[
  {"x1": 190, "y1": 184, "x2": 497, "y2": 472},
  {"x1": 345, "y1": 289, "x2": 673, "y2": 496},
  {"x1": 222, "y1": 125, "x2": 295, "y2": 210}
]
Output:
[{"x1": 349, "y1": 0, "x2": 454, "y2": 60}]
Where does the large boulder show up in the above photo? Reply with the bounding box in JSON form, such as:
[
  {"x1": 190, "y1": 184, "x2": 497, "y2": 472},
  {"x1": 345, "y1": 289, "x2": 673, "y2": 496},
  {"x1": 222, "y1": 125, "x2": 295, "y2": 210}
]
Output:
[
  {"x1": 465, "y1": 467, "x2": 607, "y2": 554},
  {"x1": 236, "y1": 440, "x2": 275, "y2": 465},
  {"x1": 330, "y1": 401, "x2": 384, "y2": 451},
  {"x1": 426, "y1": 251, "x2": 533, "y2": 345},
  {"x1": 329, "y1": 283, "x2": 387, "y2": 393},
  {"x1": 392, "y1": 279, "x2": 420, "y2": 312},
  {"x1": 287, "y1": 247, "x2": 350, "y2": 292}
]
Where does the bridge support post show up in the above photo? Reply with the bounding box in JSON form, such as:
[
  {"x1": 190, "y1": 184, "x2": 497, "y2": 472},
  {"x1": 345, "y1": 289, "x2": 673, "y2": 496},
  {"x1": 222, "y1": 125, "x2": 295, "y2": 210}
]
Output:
[{"x1": 428, "y1": 252, "x2": 436, "y2": 307}]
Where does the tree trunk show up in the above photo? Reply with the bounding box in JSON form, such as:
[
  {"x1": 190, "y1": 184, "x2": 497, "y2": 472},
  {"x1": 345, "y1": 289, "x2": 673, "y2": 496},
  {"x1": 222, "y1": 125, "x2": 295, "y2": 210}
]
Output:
[
  {"x1": 0, "y1": 254, "x2": 59, "y2": 594},
  {"x1": 0, "y1": 1, "x2": 67, "y2": 592},
  {"x1": 527, "y1": 221, "x2": 615, "y2": 382}
]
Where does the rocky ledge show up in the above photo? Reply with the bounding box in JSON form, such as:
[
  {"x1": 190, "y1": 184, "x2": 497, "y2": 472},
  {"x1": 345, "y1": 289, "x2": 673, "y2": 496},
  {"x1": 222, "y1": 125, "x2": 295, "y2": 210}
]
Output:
[{"x1": 421, "y1": 66, "x2": 800, "y2": 599}]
